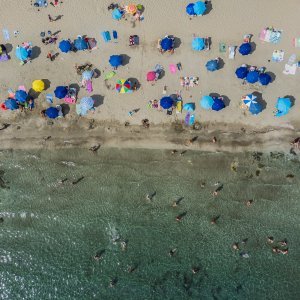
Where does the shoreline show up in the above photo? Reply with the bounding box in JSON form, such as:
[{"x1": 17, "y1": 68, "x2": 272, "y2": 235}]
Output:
[{"x1": 0, "y1": 119, "x2": 298, "y2": 153}]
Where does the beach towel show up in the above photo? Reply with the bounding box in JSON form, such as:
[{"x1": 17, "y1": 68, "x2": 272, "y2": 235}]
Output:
[
  {"x1": 0, "y1": 54, "x2": 9, "y2": 62},
  {"x1": 2, "y1": 29, "x2": 10, "y2": 41},
  {"x1": 283, "y1": 64, "x2": 297, "y2": 75},
  {"x1": 176, "y1": 100, "x2": 182, "y2": 113},
  {"x1": 259, "y1": 28, "x2": 282, "y2": 44},
  {"x1": 46, "y1": 94, "x2": 53, "y2": 104},
  {"x1": 219, "y1": 42, "x2": 226, "y2": 53},
  {"x1": 87, "y1": 38, "x2": 97, "y2": 50},
  {"x1": 86, "y1": 80, "x2": 93, "y2": 93},
  {"x1": 228, "y1": 46, "x2": 236, "y2": 59},
  {"x1": 272, "y1": 50, "x2": 284, "y2": 62},
  {"x1": 293, "y1": 37, "x2": 300, "y2": 48},
  {"x1": 169, "y1": 64, "x2": 177, "y2": 74},
  {"x1": 113, "y1": 30, "x2": 118, "y2": 40},
  {"x1": 101, "y1": 31, "x2": 111, "y2": 43}
]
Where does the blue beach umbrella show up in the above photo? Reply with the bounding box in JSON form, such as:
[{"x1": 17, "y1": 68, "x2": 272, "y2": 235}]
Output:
[
  {"x1": 212, "y1": 98, "x2": 225, "y2": 111},
  {"x1": 59, "y1": 40, "x2": 72, "y2": 53},
  {"x1": 246, "y1": 71, "x2": 259, "y2": 83},
  {"x1": 192, "y1": 37, "x2": 205, "y2": 51},
  {"x1": 200, "y1": 95, "x2": 214, "y2": 110},
  {"x1": 15, "y1": 90, "x2": 28, "y2": 103},
  {"x1": 193, "y1": 1, "x2": 206, "y2": 15},
  {"x1": 186, "y1": 3, "x2": 195, "y2": 15},
  {"x1": 275, "y1": 97, "x2": 291, "y2": 117},
  {"x1": 54, "y1": 86, "x2": 68, "y2": 99},
  {"x1": 235, "y1": 66, "x2": 248, "y2": 79},
  {"x1": 243, "y1": 94, "x2": 262, "y2": 115},
  {"x1": 160, "y1": 96, "x2": 173, "y2": 109},
  {"x1": 82, "y1": 70, "x2": 94, "y2": 80},
  {"x1": 74, "y1": 37, "x2": 88, "y2": 51},
  {"x1": 183, "y1": 103, "x2": 195, "y2": 112},
  {"x1": 4, "y1": 98, "x2": 19, "y2": 110},
  {"x1": 45, "y1": 107, "x2": 59, "y2": 119},
  {"x1": 206, "y1": 59, "x2": 218, "y2": 71},
  {"x1": 15, "y1": 46, "x2": 29, "y2": 61},
  {"x1": 160, "y1": 37, "x2": 173, "y2": 51},
  {"x1": 109, "y1": 55, "x2": 122, "y2": 68},
  {"x1": 239, "y1": 42, "x2": 252, "y2": 55},
  {"x1": 112, "y1": 8, "x2": 123, "y2": 20},
  {"x1": 258, "y1": 73, "x2": 271, "y2": 86},
  {"x1": 80, "y1": 97, "x2": 94, "y2": 112}
]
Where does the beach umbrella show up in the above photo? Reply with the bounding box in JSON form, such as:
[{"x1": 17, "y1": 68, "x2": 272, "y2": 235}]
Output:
[
  {"x1": 74, "y1": 37, "x2": 88, "y2": 51},
  {"x1": 80, "y1": 97, "x2": 94, "y2": 112},
  {"x1": 235, "y1": 66, "x2": 248, "y2": 79},
  {"x1": 200, "y1": 95, "x2": 214, "y2": 110},
  {"x1": 125, "y1": 4, "x2": 137, "y2": 14},
  {"x1": 15, "y1": 90, "x2": 28, "y2": 103},
  {"x1": 246, "y1": 71, "x2": 259, "y2": 83},
  {"x1": 32, "y1": 80, "x2": 45, "y2": 92},
  {"x1": 146, "y1": 71, "x2": 156, "y2": 81},
  {"x1": 109, "y1": 55, "x2": 122, "y2": 68},
  {"x1": 160, "y1": 96, "x2": 173, "y2": 109},
  {"x1": 258, "y1": 73, "x2": 271, "y2": 86},
  {"x1": 104, "y1": 71, "x2": 116, "y2": 80},
  {"x1": 115, "y1": 79, "x2": 132, "y2": 94},
  {"x1": 160, "y1": 37, "x2": 173, "y2": 51},
  {"x1": 186, "y1": 3, "x2": 195, "y2": 15},
  {"x1": 82, "y1": 70, "x2": 94, "y2": 80},
  {"x1": 59, "y1": 40, "x2": 72, "y2": 53},
  {"x1": 212, "y1": 98, "x2": 225, "y2": 111},
  {"x1": 45, "y1": 107, "x2": 59, "y2": 119},
  {"x1": 112, "y1": 8, "x2": 123, "y2": 20},
  {"x1": 193, "y1": 1, "x2": 206, "y2": 15},
  {"x1": 183, "y1": 102, "x2": 195, "y2": 112},
  {"x1": 206, "y1": 59, "x2": 218, "y2": 72},
  {"x1": 192, "y1": 37, "x2": 205, "y2": 51},
  {"x1": 275, "y1": 97, "x2": 291, "y2": 117},
  {"x1": 4, "y1": 99, "x2": 18, "y2": 110},
  {"x1": 15, "y1": 46, "x2": 29, "y2": 61},
  {"x1": 54, "y1": 86, "x2": 68, "y2": 99},
  {"x1": 239, "y1": 42, "x2": 251, "y2": 55},
  {"x1": 242, "y1": 94, "x2": 262, "y2": 115}
]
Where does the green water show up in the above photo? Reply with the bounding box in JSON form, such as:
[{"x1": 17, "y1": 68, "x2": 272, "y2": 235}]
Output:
[{"x1": 0, "y1": 149, "x2": 300, "y2": 299}]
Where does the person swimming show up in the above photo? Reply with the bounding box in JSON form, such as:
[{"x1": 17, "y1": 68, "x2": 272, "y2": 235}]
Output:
[
  {"x1": 192, "y1": 267, "x2": 200, "y2": 274},
  {"x1": 109, "y1": 278, "x2": 117, "y2": 288},
  {"x1": 232, "y1": 243, "x2": 239, "y2": 250},
  {"x1": 120, "y1": 240, "x2": 127, "y2": 251},
  {"x1": 169, "y1": 248, "x2": 177, "y2": 256},
  {"x1": 246, "y1": 199, "x2": 253, "y2": 207},
  {"x1": 267, "y1": 236, "x2": 274, "y2": 244}
]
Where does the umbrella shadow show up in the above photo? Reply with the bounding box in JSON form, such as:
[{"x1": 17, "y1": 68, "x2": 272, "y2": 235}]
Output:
[
  {"x1": 31, "y1": 46, "x2": 41, "y2": 60},
  {"x1": 121, "y1": 54, "x2": 131, "y2": 66},
  {"x1": 127, "y1": 78, "x2": 141, "y2": 90},
  {"x1": 204, "y1": 1, "x2": 213, "y2": 15},
  {"x1": 209, "y1": 93, "x2": 231, "y2": 107},
  {"x1": 69, "y1": 83, "x2": 80, "y2": 95},
  {"x1": 92, "y1": 95, "x2": 104, "y2": 107},
  {"x1": 218, "y1": 58, "x2": 225, "y2": 70},
  {"x1": 173, "y1": 37, "x2": 181, "y2": 49},
  {"x1": 93, "y1": 68, "x2": 101, "y2": 78},
  {"x1": 250, "y1": 42, "x2": 256, "y2": 54},
  {"x1": 266, "y1": 71, "x2": 276, "y2": 83},
  {"x1": 284, "y1": 95, "x2": 295, "y2": 107},
  {"x1": 60, "y1": 103, "x2": 70, "y2": 116},
  {"x1": 158, "y1": 69, "x2": 165, "y2": 80},
  {"x1": 43, "y1": 79, "x2": 51, "y2": 90},
  {"x1": 252, "y1": 92, "x2": 267, "y2": 110},
  {"x1": 4, "y1": 43, "x2": 13, "y2": 54}
]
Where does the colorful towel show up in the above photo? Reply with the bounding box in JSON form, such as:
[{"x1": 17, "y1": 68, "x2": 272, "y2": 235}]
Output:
[
  {"x1": 283, "y1": 64, "x2": 297, "y2": 75},
  {"x1": 272, "y1": 50, "x2": 284, "y2": 62},
  {"x1": 293, "y1": 37, "x2": 300, "y2": 48},
  {"x1": 101, "y1": 31, "x2": 111, "y2": 42},
  {"x1": 86, "y1": 80, "x2": 93, "y2": 93},
  {"x1": 0, "y1": 54, "x2": 9, "y2": 62},
  {"x1": 169, "y1": 64, "x2": 177, "y2": 74},
  {"x1": 2, "y1": 29, "x2": 9, "y2": 41},
  {"x1": 259, "y1": 28, "x2": 282, "y2": 44}
]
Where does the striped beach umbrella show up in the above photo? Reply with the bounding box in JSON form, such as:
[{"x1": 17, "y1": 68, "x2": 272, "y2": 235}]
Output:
[
  {"x1": 115, "y1": 79, "x2": 132, "y2": 94},
  {"x1": 242, "y1": 94, "x2": 262, "y2": 115}
]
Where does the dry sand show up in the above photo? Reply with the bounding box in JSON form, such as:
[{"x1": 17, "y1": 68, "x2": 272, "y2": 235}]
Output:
[{"x1": 0, "y1": 0, "x2": 299, "y2": 151}]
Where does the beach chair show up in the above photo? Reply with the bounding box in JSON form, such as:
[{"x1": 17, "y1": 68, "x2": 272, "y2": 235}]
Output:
[
  {"x1": 228, "y1": 46, "x2": 236, "y2": 59},
  {"x1": 64, "y1": 88, "x2": 77, "y2": 104}
]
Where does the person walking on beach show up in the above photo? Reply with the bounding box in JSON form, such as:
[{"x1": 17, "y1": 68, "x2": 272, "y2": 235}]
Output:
[{"x1": 48, "y1": 14, "x2": 54, "y2": 22}]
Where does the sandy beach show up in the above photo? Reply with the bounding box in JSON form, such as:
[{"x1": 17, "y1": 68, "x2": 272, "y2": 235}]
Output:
[{"x1": 0, "y1": 0, "x2": 299, "y2": 151}]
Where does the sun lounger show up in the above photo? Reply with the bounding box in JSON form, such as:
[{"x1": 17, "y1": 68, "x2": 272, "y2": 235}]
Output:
[
  {"x1": 228, "y1": 46, "x2": 236, "y2": 59},
  {"x1": 113, "y1": 30, "x2": 118, "y2": 40}
]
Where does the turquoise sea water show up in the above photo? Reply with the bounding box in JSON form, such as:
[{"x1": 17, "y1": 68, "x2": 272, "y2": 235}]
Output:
[{"x1": 0, "y1": 148, "x2": 300, "y2": 299}]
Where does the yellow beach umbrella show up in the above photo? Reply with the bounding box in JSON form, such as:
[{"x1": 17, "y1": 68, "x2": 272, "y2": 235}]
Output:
[
  {"x1": 125, "y1": 4, "x2": 137, "y2": 14},
  {"x1": 32, "y1": 80, "x2": 45, "y2": 92}
]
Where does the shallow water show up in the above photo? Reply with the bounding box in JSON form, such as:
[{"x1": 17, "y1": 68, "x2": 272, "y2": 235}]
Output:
[{"x1": 0, "y1": 148, "x2": 300, "y2": 299}]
